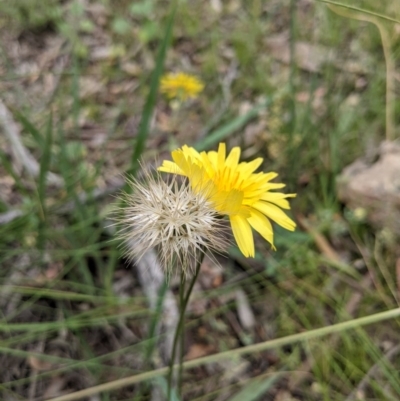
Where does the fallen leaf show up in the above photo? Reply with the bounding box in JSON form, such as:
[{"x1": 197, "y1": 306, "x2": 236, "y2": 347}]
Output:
[
  {"x1": 43, "y1": 377, "x2": 67, "y2": 399},
  {"x1": 185, "y1": 343, "x2": 214, "y2": 360},
  {"x1": 28, "y1": 355, "x2": 54, "y2": 371},
  {"x1": 235, "y1": 289, "x2": 255, "y2": 330},
  {"x1": 266, "y1": 33, "x2": 369, "y2": 74}
]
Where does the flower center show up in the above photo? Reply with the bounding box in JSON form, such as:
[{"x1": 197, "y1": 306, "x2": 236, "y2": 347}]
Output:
[{"x1": 206, "y1": 167, "x2": 245, "y2": 216}]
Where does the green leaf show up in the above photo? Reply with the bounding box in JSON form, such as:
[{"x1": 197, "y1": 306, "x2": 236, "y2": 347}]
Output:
[
  {"x1": 130, "y1": 0, "x2": 154, "y2": 17},
  {"x1": 14, "y1": 110, "x2": 44, "y2": 147},
  {"x1": 229, "y1": 372, "x2": 284, "y2": 401},
  {"x1": 194, "y1": 99, "x2": 271, "y2": 152},
  {"x1": 138, "y1": 20, "x2": 158, "y2": 43},
  {"x1": 111, "y1": 17, "x2": 131, "y2": 35}
]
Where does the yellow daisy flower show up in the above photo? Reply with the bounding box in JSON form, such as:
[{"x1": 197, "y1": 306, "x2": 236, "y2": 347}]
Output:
[
  {"x1": 160, "y1": 72, "x2": 204, "y2": 101},
  {"x1": 159, "y1": 143, "x2": 296, "y2": 257}
]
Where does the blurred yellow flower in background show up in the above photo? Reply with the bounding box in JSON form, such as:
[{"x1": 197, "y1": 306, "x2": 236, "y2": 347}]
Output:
[
  {"x1": 160, "y1": 72, "x2": 204, "y2": 101},
  {"x1": 159, "y1": 143, "x2": 296, "y2": 257}
]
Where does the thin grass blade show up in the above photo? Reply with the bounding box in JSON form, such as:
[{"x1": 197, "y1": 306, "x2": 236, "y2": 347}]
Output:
[{"x1": 37, "y1": 112, "x2": 53, "y2": 249}]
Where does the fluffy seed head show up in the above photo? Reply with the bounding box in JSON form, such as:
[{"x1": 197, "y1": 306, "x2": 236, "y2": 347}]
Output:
[{"x1": 116, "y1": 170, "x2": 227, "y2": 275}]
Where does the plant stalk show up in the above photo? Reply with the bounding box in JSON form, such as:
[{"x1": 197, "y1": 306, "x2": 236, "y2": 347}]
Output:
[{"x1": 167, "y1": 250, "x2": 205, "y2": 401}]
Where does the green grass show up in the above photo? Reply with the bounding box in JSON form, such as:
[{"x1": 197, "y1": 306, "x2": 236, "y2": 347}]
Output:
[{"x1": 0, "y1": 0, "x2": 399, "y2": 400}]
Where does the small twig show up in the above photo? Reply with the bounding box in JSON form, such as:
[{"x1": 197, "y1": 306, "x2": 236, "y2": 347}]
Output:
[
  {"x1": 126, "y1": 239, "x2": 180, "y2": 401},
  {"x1": 0, "y1": 99, "x2": 63, "y2": 186},
  {"x1": 0, "y1": 209, "x2": 24, "y2": 224},
  {"x1": 0, "y1": 99, "x2": 38, "y2": 176},
  {"x1": 132, "y1": 240, "x2": 179, "y2": 365},
  {"x1": 297, "y1": 214, "x2": 341, "y2": 262},
  {"x1": 28, "y1": 341, "x2": 46, "y2": 401}
]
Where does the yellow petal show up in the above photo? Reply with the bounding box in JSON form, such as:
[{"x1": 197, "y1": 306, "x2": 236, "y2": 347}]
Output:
[
  {"x1": 225, "y1": 147, "x2": 241, "y2": 169},
  {"x1": 217, "y1": 143, "x2": 226, "y2": 169},
  {"x1": 260, "y1": 192, "x2": 296, "y2": 209},
  {"x1": 243, "y1": 181, "x2": 283, "y2": 194},
  {"x1": 253, "y1": 201, "x2": 296, "y2": 231},
  {"x1": 171, "y1": 150, "x2": 190, "y2": 175},
  {"x1": 237, "y1": 157, "x2": 263, "y2": 179},
  {"x1": 207, "y1": 151, "x2": 218, "y2": 169},
  {"x1": 200, "y1": 151, "x2": 216, "y2": 176},
  {"x1": 184, "y1": 145, "x2": 201, "y2": 160},
  {"x1": 189, "y1": 164, "x2": 208, "y2": 193},
  {"x1": 158, "y1": 161, "x2": 183, "y2": 175},
  {"x1": 263, "y1": 172, "x2": 280, "y2": 181},
  {"x1": 214, "y1": 189, "x2": 243, "y2": 215},
  {"x1": 230, "y1": 214, "x2": 254, "y2": 257},
  {"x1": 264, "y1": 183, "x2": 286, "y2": 190},
  {"x1": 248, "y1": 209, "x2": 274, "y2": 248}
]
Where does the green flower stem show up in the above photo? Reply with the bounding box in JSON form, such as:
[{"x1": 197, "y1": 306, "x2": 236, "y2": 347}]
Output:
[
  {"x1": 167, "y1": 251, "x2": 205, "y2": 401},
  {"x1": 178, "y1": 271, "x2": 186, "y2": 397},
  {"x1": 45, "y1": 307, "x2": 400, "y2": 401}
]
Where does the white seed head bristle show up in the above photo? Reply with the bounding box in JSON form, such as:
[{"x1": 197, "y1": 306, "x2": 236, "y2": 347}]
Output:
[{"x1": 116, "y1": 170, "x2": 227, "y2": 275}]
